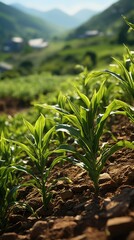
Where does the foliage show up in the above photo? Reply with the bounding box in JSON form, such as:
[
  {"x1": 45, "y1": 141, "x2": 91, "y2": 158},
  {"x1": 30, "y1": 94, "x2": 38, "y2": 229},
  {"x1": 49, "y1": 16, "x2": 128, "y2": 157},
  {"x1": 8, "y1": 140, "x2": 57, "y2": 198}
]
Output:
[
  {"x1": 0, "y1": 15, "x2": 133, "y2": 232},
  {"x1": 0, "y1": 133, "x2": 21, "y2": 230},
  {"x1": 13, "y1": 114, "x2": 66, "y2": 209},
  {"x1": 0, "y1": 73, "x2": 72, "y2": 102},
  {"x1": 0, "y1": 165, "x2": 20, "y2": 230},
  {"x1": 104, "y1": 46, "x2": 134, "y2": 104},
  {"x1": 39, "y1": 83, "x2": 134, "y2": 192}
]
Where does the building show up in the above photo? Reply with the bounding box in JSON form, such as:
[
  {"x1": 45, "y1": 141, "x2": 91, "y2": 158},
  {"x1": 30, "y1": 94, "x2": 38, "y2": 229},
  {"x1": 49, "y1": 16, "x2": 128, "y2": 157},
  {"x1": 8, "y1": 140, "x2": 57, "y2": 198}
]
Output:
[
  {"x1": 4, "y1": 37, "x2": 24, "y2": 52},
  {"x1": 0, "y1": 62, "x2": 13, "y2": 73},
  {"x1": 28, "y1": 38, "x2": 48, "y2": 49}
]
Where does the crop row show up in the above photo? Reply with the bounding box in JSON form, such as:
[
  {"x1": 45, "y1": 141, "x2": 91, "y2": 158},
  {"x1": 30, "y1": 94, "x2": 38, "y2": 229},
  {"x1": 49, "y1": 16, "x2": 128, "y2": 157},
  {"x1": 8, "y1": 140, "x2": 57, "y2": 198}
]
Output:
[{"x1": 0, "y1": 18, "x2": 134, "y2": 232}]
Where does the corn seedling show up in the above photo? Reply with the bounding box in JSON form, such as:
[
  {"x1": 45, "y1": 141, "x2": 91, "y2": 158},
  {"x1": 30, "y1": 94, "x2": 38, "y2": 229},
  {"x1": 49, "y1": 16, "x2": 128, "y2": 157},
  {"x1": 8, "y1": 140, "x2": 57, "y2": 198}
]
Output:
[
  {"x1": 42, "y1": 83, "x2": 134, "y2": 192},
  {"x1": 123, "y1": 16, "x2": 134, "y2": 31},
  {"x1": 105, "y1": 53, "x2": 134, "y2": 104},
  {"x1": 13, "y1": 114, "x2": 66, "y2": 210},
  {"x1": 104, "y1": 18, "x2": 134, "y2": 104},
  {"x1": 0, "y1": 165, "x2": 21, "y2": 231},
  {"x1": 0, "y1": 132, "x2": 16, "y2": 166}
]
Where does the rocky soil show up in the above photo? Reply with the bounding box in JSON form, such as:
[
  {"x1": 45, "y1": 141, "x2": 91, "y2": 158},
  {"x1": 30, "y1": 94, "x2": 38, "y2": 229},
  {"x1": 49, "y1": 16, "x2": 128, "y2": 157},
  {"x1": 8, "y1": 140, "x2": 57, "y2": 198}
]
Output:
[{"x1": 0, "y1": 115, "x2": 134, "y2": 240}]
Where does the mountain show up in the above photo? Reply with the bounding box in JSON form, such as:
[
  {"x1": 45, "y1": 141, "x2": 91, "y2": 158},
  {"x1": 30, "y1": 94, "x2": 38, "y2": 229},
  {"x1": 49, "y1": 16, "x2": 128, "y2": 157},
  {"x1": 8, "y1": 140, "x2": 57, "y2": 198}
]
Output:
[
  {"x1": 38, "y1": 8, "x2": 79, "y2": 29},
  {"x1": 0, "y1": 1, "x2": 61, "y2": 45},
  {"x1": 69, "y1": 0, "x2": 134, "y2": 38},
  {"x1": 11, "y1": 3, "x2": 98, "y2": 29},
  {"x1": 73, "y1": 9, "x2": 97, "y2": 23}
]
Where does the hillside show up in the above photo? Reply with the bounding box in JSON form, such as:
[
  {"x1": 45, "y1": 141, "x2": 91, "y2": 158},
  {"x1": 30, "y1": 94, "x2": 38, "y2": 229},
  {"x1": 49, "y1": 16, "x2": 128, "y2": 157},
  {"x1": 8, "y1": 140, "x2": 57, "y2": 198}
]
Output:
[
  {"x1": 0, "y1": 1, "x2": 60, "y2": 45},
  {"x1": 70, "y1": 0, "x2": 134, "y2": 38},
  {"x1": 38, "y1": 8, "x2": 79, "y2": 29},
  {"x1": 11, "y1": 3, "x2": 97, "y2": 30},
  {"x1": 73, "y1": 9, "x2": 97, "y2": 23}
]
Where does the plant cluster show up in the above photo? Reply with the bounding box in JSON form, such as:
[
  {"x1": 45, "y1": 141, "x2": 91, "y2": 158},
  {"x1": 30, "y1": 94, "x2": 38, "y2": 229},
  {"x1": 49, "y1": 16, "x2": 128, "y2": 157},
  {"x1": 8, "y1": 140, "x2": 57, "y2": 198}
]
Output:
[{"x1": 0, "y1": 19, "x2": 134, "y2": 232}]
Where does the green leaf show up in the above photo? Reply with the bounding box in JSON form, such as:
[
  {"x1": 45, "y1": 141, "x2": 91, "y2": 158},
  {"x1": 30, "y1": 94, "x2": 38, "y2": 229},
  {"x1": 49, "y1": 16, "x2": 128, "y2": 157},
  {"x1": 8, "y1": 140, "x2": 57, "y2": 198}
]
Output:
[
  {"x1": 42, "y1": 126, "x2": 55, "y2": 153},
  {"x1": 67, "y1": 98, "x2": 81, "y2": 121},
  {"x1": 85, "y1": 70, "x2": 107, "y2": 85},
  {"x1": 12, "y1": 140, "x2": 37, "y2": 163},
  {"x1": 65, "y1": 114, "x2": 81, "y2": 130},
  {"x1": 90, "y1": 80, "x2": 105, "y2": 115},
  {"x1": 95, "y1": 99, "x2": 131, "y2": 141},
  {"x1": 56, "y1": 144, "x2": 76, "y2": 153},
  {"x1": 123, "y1": 16, "x2": 134, "y2": 31},
  {"x1": 99, "y1": 140, "x2": 134, "y2": 172},
  {"x1": 76, "y1": 88, "x2": 90, "y2": 108},
  {"x1": 56, "y1": 124, "x2": 80, "y2": 139},
  {"x1": 35, "y1": 114, "x2": 45, "y2": 148},
  {"x1": 23, "y1": 119, "x2": 34, "y2": 135}
]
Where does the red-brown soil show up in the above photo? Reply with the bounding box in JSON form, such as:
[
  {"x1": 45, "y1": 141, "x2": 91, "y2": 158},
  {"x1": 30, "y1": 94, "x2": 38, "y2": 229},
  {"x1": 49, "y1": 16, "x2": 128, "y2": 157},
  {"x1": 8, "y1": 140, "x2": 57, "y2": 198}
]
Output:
[{"x1": 0, "y1": 114, "x2": 134, "y2": 240}]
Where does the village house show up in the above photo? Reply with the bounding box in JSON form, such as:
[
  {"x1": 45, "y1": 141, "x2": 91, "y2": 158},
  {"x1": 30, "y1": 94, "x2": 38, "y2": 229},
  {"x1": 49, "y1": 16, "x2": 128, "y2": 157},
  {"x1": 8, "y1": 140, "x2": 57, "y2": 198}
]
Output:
[
  {"x1": 78, "y1": 30, "x2": 102, "y2": 39},
  {"x1": 28, "y1": 38, "x2": 48, "y2": 49},
  {"x1": 0, "y1": 62, "x2": 13, "y2": 73},
  {"x1": 3, "y1": 37, "x2": 24, "y2": 52},
  {"x1": 3, "y1": 37, "x2": 48, "y2": 52}
]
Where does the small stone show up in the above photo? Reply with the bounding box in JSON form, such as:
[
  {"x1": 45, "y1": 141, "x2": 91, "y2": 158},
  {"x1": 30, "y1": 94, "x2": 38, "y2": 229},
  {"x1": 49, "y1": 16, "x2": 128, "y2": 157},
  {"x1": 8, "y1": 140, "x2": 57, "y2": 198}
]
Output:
[
  {"x1": 76, "y1": 171, "x2": 87, "y2": 179},
  {"x1": 35, "y1": 206, "x2": 46, "y2": 216},
  {"x1": 66, "y1": 211, "x2": 74, "y2": 215},
  {"x1": 106, "y1": 201, "x2": 129, "y2": 218},
  {"x1": 72, "y1": 185, "x2": 88, "y2": 193},
  {"x1": 99, "y1": 173, "x2": 111, "y2": 183},
  {"x1": 75, "y1": 215, "x2": 82, "y2": 221},
  {"x1": 70, "y1": 234, "x2": 87, "y2": 240},
  {"x1": 48, "y1": 219, "x2": 54, "y2": 227},
  {"x1": 99, "y1": 180, "x2": 116, "y2": 192},
  {"x1": 61, "y1": 190, "x2": 73, "y2": 201},
  {"x1": 74, "y1": 202, "x2": 85, "y2": 211},
  {"x1": 84, "y1": 200, "x2": 92, "y2": 211},
  {"x1": 30, "y1": 220, "x2": 48, "y2": 240},
  {"x1": 130, "y1": 211, "x2": 134, "y2": 218},
  {"x1": 17, "y1": 236, "x2": 29, "y2": 240},
  {"x1": 1, "y1": 233, "x2": 18, "y2": 240},
  {"x1": 65, "y1": 199, "x2": 74, "y2": 210},
  {"x1": 34, "y1": 235, "x2": 45, "y2": 240},
  {"x1": 127, "y1": 231, "x2": 134, "y2": 240},
  {"x1": 106, "y1": 217, "x2": 134, "y2": 239},
  {"x1": 56, "y1": 180, "x2": 65, "y2": 189},
  {"x1": 53, "y1": 219, "x2": 76, "y2": 230}
]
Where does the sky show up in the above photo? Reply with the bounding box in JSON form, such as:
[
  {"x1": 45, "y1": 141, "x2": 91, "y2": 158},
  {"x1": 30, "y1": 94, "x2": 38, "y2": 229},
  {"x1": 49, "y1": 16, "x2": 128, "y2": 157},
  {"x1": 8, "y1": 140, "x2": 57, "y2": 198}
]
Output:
[{"x1": 2, "y1": 0, "x2": 118, "y2": 14}]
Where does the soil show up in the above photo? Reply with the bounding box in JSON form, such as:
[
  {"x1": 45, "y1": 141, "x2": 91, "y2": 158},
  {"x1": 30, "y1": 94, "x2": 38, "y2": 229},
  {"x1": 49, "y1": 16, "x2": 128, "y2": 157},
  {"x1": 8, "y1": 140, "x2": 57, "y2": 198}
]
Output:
[
  {"x1": 0, "y1": 98, "x2": 30, "y2": 115},
  {"x1": 0, "y1": 111, "x2": 134, "y2": 240}
]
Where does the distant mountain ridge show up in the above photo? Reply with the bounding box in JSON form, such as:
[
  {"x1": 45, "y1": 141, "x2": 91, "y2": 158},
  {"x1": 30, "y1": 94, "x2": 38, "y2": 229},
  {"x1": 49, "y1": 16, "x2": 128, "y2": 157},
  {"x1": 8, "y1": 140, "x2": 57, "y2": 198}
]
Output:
[
  {"x1": 73, "y1": 9, "x2": 96, "y2": 23},
  {"x1": 70, "y1": 0, "x2": 134, "y2": 38},
  {"x1": 11, "y1": 3, "x2": 97, "y2": 29},
  {"x1": 0, "y1": 1, "x2": 61, "y2": 45}
]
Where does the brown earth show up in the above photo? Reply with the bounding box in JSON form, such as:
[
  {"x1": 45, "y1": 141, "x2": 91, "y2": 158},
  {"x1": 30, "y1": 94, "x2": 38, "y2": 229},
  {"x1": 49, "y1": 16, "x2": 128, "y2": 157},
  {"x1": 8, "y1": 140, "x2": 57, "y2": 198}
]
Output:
[
  {"x1": 0, "y1": 98, "x2": 30, "y2": 115},
  {"x1": 0, "y1": 113, "x2": 134, "y2": 240}
]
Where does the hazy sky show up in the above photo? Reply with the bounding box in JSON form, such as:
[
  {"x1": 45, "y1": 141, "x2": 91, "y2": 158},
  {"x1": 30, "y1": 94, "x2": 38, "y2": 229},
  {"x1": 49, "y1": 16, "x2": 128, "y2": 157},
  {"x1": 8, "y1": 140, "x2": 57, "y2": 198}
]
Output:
[{"x1": 2, "y1": 0, "x2": 118, "y2": 14}]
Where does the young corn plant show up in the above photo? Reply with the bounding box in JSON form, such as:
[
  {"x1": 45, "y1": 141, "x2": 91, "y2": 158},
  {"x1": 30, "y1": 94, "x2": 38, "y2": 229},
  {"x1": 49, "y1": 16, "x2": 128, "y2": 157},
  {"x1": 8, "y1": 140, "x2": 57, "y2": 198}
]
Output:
[
  {"x1": 104, "y1": 51, "x2": 134, "y2": 104},
  {"x1": 13, "y1": 114, "x2": 66, "y2": 210},
  {"x1": 84, "y1": 49, "x2": 134, "y2": 105},
  {"x1": 105, "y1": 18, "x2": 134, "y2": 104},
  {"x1": 0, "y1": 165, "x2": 21, "y2": 231},
  {"x1": 0, "y1": 132, "x2": 17, "y2": 167},
  {"x1": 42, "y1": 83, "x2": 134, "y2": 192},
  {"x1": 0, "y1": 133, "x2": 25, "y2": 231}
]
